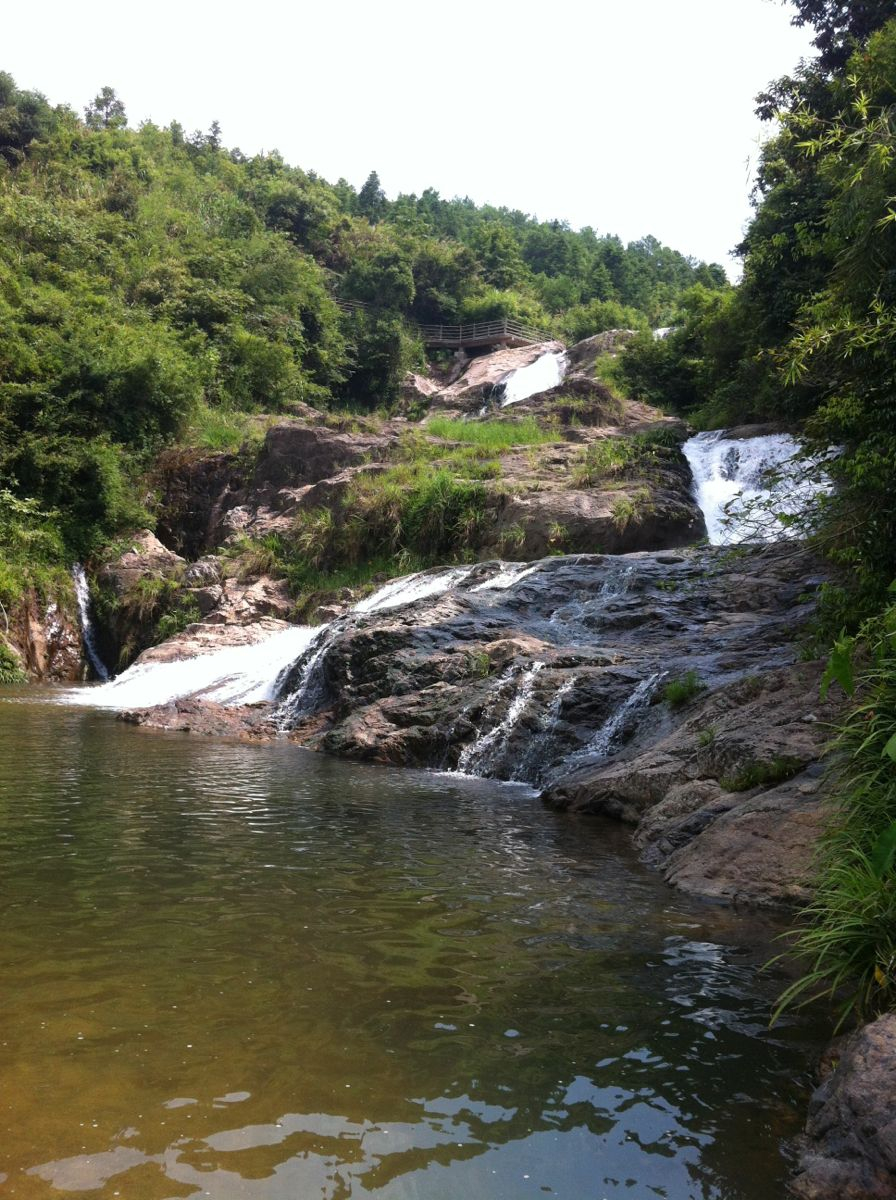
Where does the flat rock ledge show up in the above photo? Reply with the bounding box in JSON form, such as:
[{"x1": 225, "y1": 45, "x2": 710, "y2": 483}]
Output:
[{"x1": 791, "y1": 1013, "x2": 896, "y2": 1199}]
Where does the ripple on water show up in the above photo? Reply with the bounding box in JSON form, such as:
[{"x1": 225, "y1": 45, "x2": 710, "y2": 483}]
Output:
[{"x1": 0, "y1": 694, "x2": 824, "y2": 1199}]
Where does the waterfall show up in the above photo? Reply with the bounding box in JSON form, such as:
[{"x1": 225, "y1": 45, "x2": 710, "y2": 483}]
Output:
[
  {"x1": 470, "y1": 562, "x2": 539, "y2": 592},
  {"x1": 499, "y1": 351, "x2": 567, "y2": 407},
  {"x1": 682, "y1": 431, "x2": 829, "y2": 545},
  {"x1": 511, "y1": 674, "x2": 578, "y2": 784},
  {"x1": 352, "y1": 566, "x2": 472, "y2": 613},
  {"x1": 457, "y1": 662, "x2": 545, "y2": 776},
  {"x1": 69, "y1": 565, "x2": 474, "y2": 714},
  {"x1": 274, "y1": 628, "x2": 333, "y2": 723},
  {"x1": 71, "y1": 565, "x2": 110, "y2": 681},
  {"x1": 275, "y1": 566, "x2": 474, "y2": 720},
  {"x1": 74, "y1": 624, "x2": 320, "y2": 710},
  {"x1": 560, "y1": 673, "x2": 664, "y2": 775}
]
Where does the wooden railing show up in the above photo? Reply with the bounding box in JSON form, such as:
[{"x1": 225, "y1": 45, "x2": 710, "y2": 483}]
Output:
[{"x1": 333, "y1": 300, "x2": 551, "y2": 349}]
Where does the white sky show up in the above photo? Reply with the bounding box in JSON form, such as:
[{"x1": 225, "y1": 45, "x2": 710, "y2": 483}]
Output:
[{"x1": 5, "y1": 0, "x2": 814, "y2": 278}]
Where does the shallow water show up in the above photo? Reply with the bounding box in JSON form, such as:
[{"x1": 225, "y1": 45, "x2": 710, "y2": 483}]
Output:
[{"x1": 0, "y1": 693, "x2": 822, "y2": 1199}]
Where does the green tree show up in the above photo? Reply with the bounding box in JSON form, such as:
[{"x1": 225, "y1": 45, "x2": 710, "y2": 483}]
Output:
[
  {"x1": 357, "y1": 170, "x2": 386, "y2": 223},
  {"x1": 84, "y1": 86, "x2": 127, "y2": 130}
]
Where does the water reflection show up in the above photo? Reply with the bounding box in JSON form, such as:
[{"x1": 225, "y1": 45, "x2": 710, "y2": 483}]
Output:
[{"x1": 0, "y1": 693, "x2": 821, "y2": 1199}]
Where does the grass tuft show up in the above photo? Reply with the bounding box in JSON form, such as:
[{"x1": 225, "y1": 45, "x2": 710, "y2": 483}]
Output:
[{"x1": 662, "y1": 669, "x2": 705, "y2": 708}]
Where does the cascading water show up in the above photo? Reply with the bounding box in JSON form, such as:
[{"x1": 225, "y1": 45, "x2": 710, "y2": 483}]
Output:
[
  {"x1": 470, "y1": 562, "x2": 539, "y2": 593},
  {"x1": 499, "y1": 350, "x2": 567, "y2": 407},
  {"x1": 457, "y1": 662, "x2": 545, "y2": 776},
  {"x1": 511, "y1": 673, "x2": 578, "y2": 784},
  {"x1": 559, "y1": 673, "x2": 665, "y2": 777},
  {"x1": 75, "y1": 624, "x2": 320, "y2": 710},
  {"x1": 353, "y1": 566, "x2": 472, "y2": 613},
  {"x1": 71, "y1": 565, "x2": 110, "y2": 681},
  {"x1": 275, "y1": 566, "x2": 475, "y2": 722},
  {"x1": 71, "y1": 566, "x2": 474, "y2": 715},
  {"x1": 682, "y1": 430, "x2": 829, "y2": 545}
]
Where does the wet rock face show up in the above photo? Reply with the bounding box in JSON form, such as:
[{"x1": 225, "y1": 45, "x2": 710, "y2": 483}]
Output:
[
  {"x1": 121, "y1": 543, "x2": 836, "y2": 908},
  {"x1": 8, "y1": 590, "x2": 83, "y2": 682},
  {"x1": 791, "y1": 1014, "x2": 896, "y2": 1199},
  {"x1": 429, "y1": 341, "x2": 566, "y2": 413},
  {"x1": 263, "y1": 545, "x2": 837, "y2": 907}
]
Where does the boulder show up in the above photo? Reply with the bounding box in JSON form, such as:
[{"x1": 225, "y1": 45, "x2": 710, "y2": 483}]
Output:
[
  {"x1": 430, "y1": 341, "x2": 566, "y2": 412},
  {"x1": 565, "y1": 330, "x2": 639, "y2": 376},
  {"x1": 791, "y1": 1014, "x2": 896, "y2": 1199},
  {"x1": 251, "y1": 423, "x2": 390, "y2": 492},
  {"x1": 98, "y1": 530, "x2": 185, "y2": 596}
]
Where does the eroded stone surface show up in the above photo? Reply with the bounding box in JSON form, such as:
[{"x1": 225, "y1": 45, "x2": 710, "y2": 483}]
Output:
[{"x1": 791, "y1": 1014, "x2": 896, "y2": 1199}]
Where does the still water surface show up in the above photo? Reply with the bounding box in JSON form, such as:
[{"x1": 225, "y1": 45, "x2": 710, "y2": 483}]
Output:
[{"x1": 0, "y1": 694, "x2": 822, "y2": 1199}]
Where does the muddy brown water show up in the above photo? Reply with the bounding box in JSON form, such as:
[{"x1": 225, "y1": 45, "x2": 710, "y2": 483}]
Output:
[{"x1": 0, "y1": 690, "x2": 825, "y2": 1199}]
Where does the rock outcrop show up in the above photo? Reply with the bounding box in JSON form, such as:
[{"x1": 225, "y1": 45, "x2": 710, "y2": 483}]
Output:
[
  {"x1": 123, "y1": 544, "x2": 838, "y2": 910},
  {"x1": 429, "y1": 340, "x2": 566, "y2": 413},
  {"x1": 791, "y1": 1014, "x2": 896, "y2": 1199},
  {"x1": 5, "y1": 588, "x2": 83, "y2": 682},
  {"x1": 145, "y1": 347, "x2": 705, "y2": 570}
]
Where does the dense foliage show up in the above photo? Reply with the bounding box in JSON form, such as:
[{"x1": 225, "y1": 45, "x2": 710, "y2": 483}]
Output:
[
  {"x1": 620, "y1": 9, "x2": 896, "y2": 615},
  {"x1": 0, "y1": 70, "x2": 722, "y2": 599},
  {"x1": 776, "y1": 610, "x2": 896, "y2": 1027}
]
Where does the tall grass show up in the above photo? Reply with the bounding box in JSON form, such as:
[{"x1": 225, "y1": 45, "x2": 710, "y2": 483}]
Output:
[
  {"x1": 229, "y1": 465, "x2": 488, "y2": 615},
  {"x1": 775, "y1": 610, "x2": 896, "y2": 1027},
  {"x1": 182, "y1": 403, "x2": 268, "y2": 453},
  {"x1": 425, "y1": 416, "x2": 555, "y2": 450}
]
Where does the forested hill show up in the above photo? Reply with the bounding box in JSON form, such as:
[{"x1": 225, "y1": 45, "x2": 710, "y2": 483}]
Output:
[{"x1": 0, "y1": 70, "x2": 724, "y2": 581}]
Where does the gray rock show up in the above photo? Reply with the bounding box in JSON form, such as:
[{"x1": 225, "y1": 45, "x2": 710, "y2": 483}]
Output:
[{"x1": 791, "y1": 1014, "x2": 896, "y2": 1199}]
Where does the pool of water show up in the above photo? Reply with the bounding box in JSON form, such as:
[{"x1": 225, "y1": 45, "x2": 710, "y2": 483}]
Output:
[{"x1": 0, "y1": 692, "x2": 822, "y2": 1199}]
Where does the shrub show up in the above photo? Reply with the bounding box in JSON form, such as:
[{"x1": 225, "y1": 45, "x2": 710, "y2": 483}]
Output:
[
  {"x1": 0, "y1": 641, "x2": 26, "y2": 685},
  {"x1": 156, "y1": 603, "x2": 201, "y2": 641}
]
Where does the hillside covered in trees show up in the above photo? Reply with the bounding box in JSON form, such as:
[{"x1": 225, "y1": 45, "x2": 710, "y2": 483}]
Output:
[{"x1": 0, "y1": 73, "x2": 723, "y2": 608}]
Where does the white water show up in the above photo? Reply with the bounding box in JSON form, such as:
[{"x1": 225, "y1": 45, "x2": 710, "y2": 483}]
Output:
[
  {"x1": 682, "y1": 431, "x2": 828, "y2": 545},
  {"x1": 511, "y1": 674, "x2": 578, "y2": 784},
  {"x1": 70, "y1": 566, "x2": 473, "y2": 713},
  {"x1": 75, "y1": 624, "x2": 319, "y2": 710},
  {"x1": 500, "y1": 351, "x2": 567, "y2": 407},
  {"x1": 457, "y1": 662, "x2": 545, "y2": 775},
  {"x1": 470, "y1": 563, "x2": 539, "y2": 592},
  {"x1": 563, "y1": 673, "x2": 664, "y2": 773},
  {"x1": 71, "y1": 565, "x2": 110, "y2": 681},
  {"x1": 353, "y1": 566, "x2": 472, "y2": 613}
]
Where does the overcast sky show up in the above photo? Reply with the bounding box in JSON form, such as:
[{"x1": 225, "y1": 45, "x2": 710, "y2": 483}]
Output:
[{"x1": 5, "y1": 0, "x2": 814, "y2": 277}]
